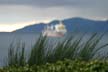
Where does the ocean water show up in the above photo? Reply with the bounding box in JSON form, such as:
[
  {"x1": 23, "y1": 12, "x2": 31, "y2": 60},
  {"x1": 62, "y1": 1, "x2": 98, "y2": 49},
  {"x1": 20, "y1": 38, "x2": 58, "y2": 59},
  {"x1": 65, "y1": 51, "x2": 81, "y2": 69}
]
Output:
[{"x1": 0, "y1": 32, "x2": 108, "y2": 66}]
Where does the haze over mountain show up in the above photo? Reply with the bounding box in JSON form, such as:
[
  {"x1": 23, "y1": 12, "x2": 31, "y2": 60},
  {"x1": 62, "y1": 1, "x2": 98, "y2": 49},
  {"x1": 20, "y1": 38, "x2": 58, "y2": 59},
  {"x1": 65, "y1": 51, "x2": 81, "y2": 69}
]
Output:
[{"x1": 13, "y1": 17, "x2": 108, "y2": 33}]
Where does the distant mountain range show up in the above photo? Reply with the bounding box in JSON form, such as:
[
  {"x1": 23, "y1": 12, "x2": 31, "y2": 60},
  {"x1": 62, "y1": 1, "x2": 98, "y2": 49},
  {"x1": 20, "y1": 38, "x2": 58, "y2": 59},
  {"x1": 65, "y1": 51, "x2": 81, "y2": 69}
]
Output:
[{"x1": 13, "y1": 17, "x2": 108, "y2": 33}]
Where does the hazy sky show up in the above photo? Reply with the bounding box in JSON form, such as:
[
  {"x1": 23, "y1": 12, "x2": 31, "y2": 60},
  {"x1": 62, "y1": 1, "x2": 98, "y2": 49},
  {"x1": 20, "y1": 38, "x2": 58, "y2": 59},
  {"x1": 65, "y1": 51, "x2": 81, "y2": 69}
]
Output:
[{"x1": 0, "y1": 0, "x2": 108, "y2": 32}]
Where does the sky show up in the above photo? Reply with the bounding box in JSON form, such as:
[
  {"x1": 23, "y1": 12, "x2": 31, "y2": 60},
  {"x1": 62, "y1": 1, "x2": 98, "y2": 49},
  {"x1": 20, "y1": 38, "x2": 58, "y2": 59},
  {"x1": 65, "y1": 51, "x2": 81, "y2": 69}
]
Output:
[{"x1": 0, "y1": 0, "x2": 108, "y2": 32}]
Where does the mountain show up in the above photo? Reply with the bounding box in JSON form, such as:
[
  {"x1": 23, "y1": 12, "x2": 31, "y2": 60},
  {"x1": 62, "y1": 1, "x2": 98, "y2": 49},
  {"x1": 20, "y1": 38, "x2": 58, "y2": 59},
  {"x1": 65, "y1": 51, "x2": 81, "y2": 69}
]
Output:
[
  {"x1": 13, "y1": 17, "x2": 108, "y2": 33},
  {"x1": 13, "y1": 23, "x2": 46, "y2": 33}
]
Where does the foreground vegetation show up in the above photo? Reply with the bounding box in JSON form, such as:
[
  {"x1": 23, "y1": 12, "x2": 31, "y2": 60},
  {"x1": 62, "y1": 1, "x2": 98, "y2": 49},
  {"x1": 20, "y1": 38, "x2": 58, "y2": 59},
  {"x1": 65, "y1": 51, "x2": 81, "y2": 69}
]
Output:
[
  {"x1": 1, "y1": 33, "x2": 108, "y2": 71},
  {"x1": 1, "y1": 59, "x2": 108, "y2": 72}
]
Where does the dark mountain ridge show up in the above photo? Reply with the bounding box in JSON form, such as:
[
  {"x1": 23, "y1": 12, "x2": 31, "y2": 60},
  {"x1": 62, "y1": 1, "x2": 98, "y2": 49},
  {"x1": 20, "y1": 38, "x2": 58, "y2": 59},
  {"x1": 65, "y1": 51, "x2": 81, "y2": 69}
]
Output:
[{"x1": 13, "y1": 17, "x2": 108, "y2": 33}]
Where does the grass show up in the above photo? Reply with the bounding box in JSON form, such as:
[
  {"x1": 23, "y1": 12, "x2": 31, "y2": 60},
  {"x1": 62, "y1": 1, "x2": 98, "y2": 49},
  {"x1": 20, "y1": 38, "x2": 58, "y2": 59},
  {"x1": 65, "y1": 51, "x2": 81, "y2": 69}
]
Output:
[
  {"x1": 1, "y1": 59, "x2": 108, "y2": 72},
  {"x1": 6, "y1": 33, "x2": 108, "y2": 67},
  {"x1": 7, "y1": 41, "x2": 26, "y2": 66}
]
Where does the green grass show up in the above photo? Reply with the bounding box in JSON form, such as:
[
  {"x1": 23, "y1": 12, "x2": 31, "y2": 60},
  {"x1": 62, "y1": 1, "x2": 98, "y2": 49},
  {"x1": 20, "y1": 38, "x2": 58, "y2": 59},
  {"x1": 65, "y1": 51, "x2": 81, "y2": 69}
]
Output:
[
  {"x1": 1, "y1": 59, "x2": 108, "y2": 72},
  {"x1": 7, "y1": 42, "x2": 26, "y2": 66},
  {"x1": 6, "y1": 33, "x2": 108, "y2": 67}
]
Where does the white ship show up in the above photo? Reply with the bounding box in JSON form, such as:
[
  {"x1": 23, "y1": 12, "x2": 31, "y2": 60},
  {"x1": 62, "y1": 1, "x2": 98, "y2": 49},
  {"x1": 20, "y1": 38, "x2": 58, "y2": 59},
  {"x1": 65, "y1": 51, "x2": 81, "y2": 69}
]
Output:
[{"x1": 42, "y1": 21, "x2": 67, "y2": 37}]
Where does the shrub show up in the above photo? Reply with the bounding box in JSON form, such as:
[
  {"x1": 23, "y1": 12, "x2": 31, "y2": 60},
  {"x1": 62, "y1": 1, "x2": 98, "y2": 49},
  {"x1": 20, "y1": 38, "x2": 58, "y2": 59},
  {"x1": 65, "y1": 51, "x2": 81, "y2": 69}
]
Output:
[{"x1": 2, "y1": 59, "x2": 108, "y2": 72}]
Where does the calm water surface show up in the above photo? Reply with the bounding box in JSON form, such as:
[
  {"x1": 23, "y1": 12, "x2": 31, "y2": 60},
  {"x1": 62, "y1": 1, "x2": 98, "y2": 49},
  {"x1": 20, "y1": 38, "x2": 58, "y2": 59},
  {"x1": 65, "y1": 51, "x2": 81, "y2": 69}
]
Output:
[{"x1": 0, "y1": 32, "x2": 108, "y2": 66}]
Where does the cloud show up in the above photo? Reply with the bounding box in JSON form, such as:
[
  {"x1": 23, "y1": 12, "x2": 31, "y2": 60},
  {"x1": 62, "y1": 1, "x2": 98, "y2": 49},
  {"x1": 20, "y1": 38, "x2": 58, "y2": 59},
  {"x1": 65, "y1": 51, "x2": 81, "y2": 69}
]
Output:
[
  {"x1": 0, "y1": 0, "x2": 107, "y2": 24},
  {"x1": 0, "y1": 0, "x2": 107, "y2": 8},
  {"x1": 0, "y1": 0, "x2": 108, "y2": 12},
  {"x1": 0, "y1": 0, "x2": 75, "y2": 7},
  {"x1": 0, "y1": 0, "x2": 108, "y2": 31}
]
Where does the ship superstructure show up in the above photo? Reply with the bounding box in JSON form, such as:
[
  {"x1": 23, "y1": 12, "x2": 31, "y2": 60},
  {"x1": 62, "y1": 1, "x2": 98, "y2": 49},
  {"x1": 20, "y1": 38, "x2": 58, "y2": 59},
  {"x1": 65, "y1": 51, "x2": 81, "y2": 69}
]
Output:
[{"x1": 42, "y1": 21, "x2": 67, "y2": 37}]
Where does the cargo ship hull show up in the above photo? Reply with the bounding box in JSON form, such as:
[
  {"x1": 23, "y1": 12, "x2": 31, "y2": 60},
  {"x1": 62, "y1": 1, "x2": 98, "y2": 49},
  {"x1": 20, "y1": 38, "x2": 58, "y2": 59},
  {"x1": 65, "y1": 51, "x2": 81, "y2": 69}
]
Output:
[{"x1": 42, "y1": 30, "x2": 64, "y2": 37}]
